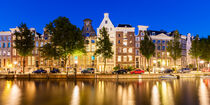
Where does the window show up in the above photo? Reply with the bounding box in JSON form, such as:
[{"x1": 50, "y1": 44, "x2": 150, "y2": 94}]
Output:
[
  {"x1": 152, "y1": 32, "x2": 155, "y2": 35},
  {"x1": 136, "y1": 49, "x2": 139, "y2": 55},
  {"x1": 153, "y1": 40, "x2": 156, "y2": 43},
  {"x1": 123, "y1": 41, "x2": 127, "y2": 46},
  {"x1": 87, "y1": 28, "x2": 89, "y2": 31},
  {"x1": 0, "y1": 37, "x2": 1, "y2": 41},
  {"x1": 158, "y1": 46, "x2": 161, "y2": 50},
  {"x1": 91, "y1": 40, "x2": 95, "y2": 43},
  {"x1": 13, "y1": 49, "x2": 16, "y2": 56},
  {"x1": 141, "y1": 32, "x2": 144, "y2": 36},
  {"x1": 141, "y1": 37, "x2": 144, "y2": 40},
  {"x1": 8, "y1": 43, "x2": 10, "y2": 48},
  {"x1": 4, "y1": 36, "x2": 7, "y2": 41},
  {"x1": 157, "y1": 40, "x2": 161, "y2": 44},
  {"x1": 123, "y1": 48, "x2": 127, "y2": 53},
  {"x1": 123, "y1": 56, "x2": 127, "y2": 62},
  {"x1": 8, "y1": 36, "x2": 11, "y2": 41},
  {"x1": 136, "y1": 43, "x2": 139, "y2": 47},
  {"x1": 118, "y1": 48, "x2": 121, "y2": 53},
  {"x1": 40, "y1": 42, "x2": 43, "y2": 47},
  {"x1": 92, "y1": 45, "x2": 95, "y2": 51},
  {"x1": 7, "y1": 51, "x2": 10, "y2": 56},
  {"x1": 36, "y1": 42, "x2": 39, "y2": 47},
  {"x1": 162, "y1": 46, "x2": 165, "y2": 50},
  {"x1": 128, "y1": 56, "x2": 132, "y2": 61},
  {"x1": 128, "y1": 48, "x2": 132, "y2": 53},
  {"x1": 86, "y1": 33, "x2": 90, "y2": 36},
  {"x1": 118, "y1": 34, "x2": 120, "y2": 37},
  {"x1": 3, "y1": 43, "x2": 6, "y2": 48},
  {"x1": 45, "y1": 37, "x2": 48, "y2": 40},
  {"x1": 162, "y1": 40, "x2": 165, "y2": 44},
  {"x1": 118, "y1": 56, "x2": 121, "y2": 62},
  {"x1": 105, "y1": 20, "x2": 108, "y2": 24},
  {"x1": 118, "y1": 40, "x2": 120, "y2": 44},
  {"x1": 136, "y1": 37, "x2": 139, "y2": 41},
  {"x1": 0, "y1": 43, "x2": 1, "y2": 48}
]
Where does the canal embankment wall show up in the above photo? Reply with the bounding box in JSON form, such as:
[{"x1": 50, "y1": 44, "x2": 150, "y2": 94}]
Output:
[{"x1": 0, "y1": 73, "x2": 210, "y2": 79}]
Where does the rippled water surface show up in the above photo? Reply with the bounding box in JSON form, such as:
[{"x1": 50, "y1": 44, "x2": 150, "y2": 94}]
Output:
[{"x1": 0, "y1": 78, "x2": 209, "y2": 105}]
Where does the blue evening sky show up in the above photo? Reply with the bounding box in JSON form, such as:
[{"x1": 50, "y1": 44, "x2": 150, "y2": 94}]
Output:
[{"x1": 0, "y1": 0, "x2": 209, "y2": 37}]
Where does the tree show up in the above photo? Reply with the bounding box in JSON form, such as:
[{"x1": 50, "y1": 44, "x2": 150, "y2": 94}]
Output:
[
  {"x1": 167, "y1": 30, "x2": 182, "y2": 72},
  {"x1": 45, "y1": 17, "x2": 84, "y2": 74},
  {"x1": 189, "y1": 35, "x2": 202, "y2": 71},
  {"x1": 139, "y1": 33, "x2": 155, "y2": 74},
  {"x1": 199, "y1": 36, "x2": 210, "y2": 68},
  {"x1": 39, "y1": 43, "x2": 58, "y2": 70},
  {"x1": 94, "y1": 27, "x2": 113, "y2": 73},
  {"x1": 14, "y1": 23, "x2": 35, "y2": 73}
]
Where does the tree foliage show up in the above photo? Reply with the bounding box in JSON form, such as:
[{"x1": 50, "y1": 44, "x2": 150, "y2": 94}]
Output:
[
  {"x1": 45, "y1": 17, "x2": 84, "y2": 72},
  {"x1": 139, "y1": 33, "x2": 155, "y2": 74},
  {"x1": 189, "y1": 35, "x2": 202, "y2": 71},
  {"x1": 167, "y1": 30, "x2": 182, "y2": 71},
  {"x1": 200, "y1": 36, "x2": 210, "y2": 62},
  {"x1": 94, "y1": 27, "x2": 113, "y2": 72},
  {"x1": 14, "y1": 23, "x2": 35, "y2": 73}
]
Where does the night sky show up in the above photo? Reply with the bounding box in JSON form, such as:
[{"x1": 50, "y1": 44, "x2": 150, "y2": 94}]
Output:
[{"x1": 0, "y1": 0, "x2": 210, "y2": 37}]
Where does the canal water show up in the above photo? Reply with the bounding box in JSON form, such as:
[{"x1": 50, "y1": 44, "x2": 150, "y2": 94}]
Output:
[{"x1": 0, "y1": 78, "x2": 209, "y2": 105}]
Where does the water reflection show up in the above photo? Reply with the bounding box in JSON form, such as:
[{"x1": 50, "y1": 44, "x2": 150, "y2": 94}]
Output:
[
  {"x1": 0, "y1": 79, "x2": 209, "y2": 105},
  {"x1": 199, "y1": 79, "x2": 210, "y2": 105},
  {"x1": 70, "y1": 85, "x2": 80, "y2": 105},
  {"x1": 2, "y1": 81, "x2": 21, "y2": 105}
]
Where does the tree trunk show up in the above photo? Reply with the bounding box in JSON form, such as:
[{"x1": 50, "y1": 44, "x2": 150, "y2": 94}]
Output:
[
  {"x1": 65, "y1": 56, "x2": 68, "y2": 75},
  {"x1": 174, "y1": 59, "x2": 177, "y2": 73},
  {"x1": 23, "y1": 56, "x2": 25, "y2": 74},
  {"x1": 104, "y1": 58, "x2": 106, "y2": 73},
  {"x1": 196, "y1": 57, "x2": 198, "y2": 71},
  {"x1": 147, "y1": 58, "x2": 150, "y2": 74}
]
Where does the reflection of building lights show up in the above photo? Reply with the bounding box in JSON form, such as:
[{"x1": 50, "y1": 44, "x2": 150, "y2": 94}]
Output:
[
  {"x1": 151, "y1": 85, "x2": 160, "y2": 105},
  {"x1": 199, "y1": 79, "x2": 209, "y2": 105},
  {"x1": 8, "y1": 64, "x2": 12, "y2": 68},
  {"x1": 200, "y1": 61, "x2": 204, "y2": 64},
  {"x1": 71, "y1": 85, "x2": 80, "y2": 105}
]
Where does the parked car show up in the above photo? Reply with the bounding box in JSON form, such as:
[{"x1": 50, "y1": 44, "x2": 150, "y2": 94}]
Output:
[
  {"x1": 50, "y1": 68, "x2": 61, "y2": 73},
  {"x1": 32, "y1": 68, "x2": 47, "y2": 73},
  {"x1": 130, "y1": 69, "x2": 144, "y2": 74},
  {"x1": 178, "y1": 68, "x2": 191, "y2": 73},
  {"x1": 81, "y1": 68, "x2": 94, "y2": 74},
  {"x1": 112, "y1": 69, "x2": 127, "y2": 74},
  {"x1": 160, "y1": 69, "x2": 173, "y2": 73}
]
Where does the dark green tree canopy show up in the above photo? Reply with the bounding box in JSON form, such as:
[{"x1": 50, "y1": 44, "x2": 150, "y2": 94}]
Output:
[
  {"x1": 94, "y1": 27, "x2": 113, "y2": 59},
  {"x1": 189, "y1": 35, "x2": 202, "y2": 59},
  {"x1": 199, "y1": 36, "x2": 210, "y2": 62},
  {"x1": 167, "y1": 30, "x2": 182, "y2": 61},
  {"x1": 139, "y1": 34, "x2": 155, "y2": 60},
  {"x1": 45, "y1": 17, "x2": 85, "y2": 59},
  {"x1": 14, "y1": 23, "x2": 35, "y2": 56},
  {"x1": 39, "y1": 43, "x2": 59, "y2": 60}
]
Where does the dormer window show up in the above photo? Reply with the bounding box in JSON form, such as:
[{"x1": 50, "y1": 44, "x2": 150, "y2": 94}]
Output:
[
  {"x1": 152, "y1": 32, "x2": 155, "y2": 35},
  {"x1": 87, "y1": 28, "x2": 89, "y2": 31},
  {"x1": 105, "y1": 20, "x2": 108, "y2": 24},
  {"x1": 141, "y1": 32, "x2": 144, "y2": 36}
]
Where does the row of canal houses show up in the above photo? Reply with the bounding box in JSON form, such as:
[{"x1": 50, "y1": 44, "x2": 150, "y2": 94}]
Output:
[{"x1": 0, "y1": 13, "x2": 193, "y2": 73}]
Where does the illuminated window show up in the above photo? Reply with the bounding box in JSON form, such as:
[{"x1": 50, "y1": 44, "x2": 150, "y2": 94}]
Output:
[
  {"x1": 123, "y1": 48, "x2": 127, "y2": 53},
  {"x1": 123, "y1": 56, "x2": 127, "y2": 62},
  {"x1": 8, "y1": 36, "x2": 11, "y2": 41},
  {"x1": 36, "y1": 42, "x2": 39, "y2": 47},
  {"x1": 92, "y1": 45, "x2": 95, "y2": 51},
  {"x1": 128, "y1": 48, "x2": 132, "y2": 53},
  {"x1": 128, "y1": 55, "x2": 132, "y2": 61},
  {"x1": 13, "y1": 49, "x2": 16, "y2": 56},
  {"x1": 123, "y1": 41, "x2": 127, "y2": 46},
  {"x1": 118, "y1": 56, "x2": 121, "y2": 62},
  {"x1": 141, "y1": 37, "x2": 144, "y2": 40}
]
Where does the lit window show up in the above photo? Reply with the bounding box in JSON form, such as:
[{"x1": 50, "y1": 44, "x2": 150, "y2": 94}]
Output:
[
  {"x1": 36, "y1": 42, "x2": 39, "y2": 47},
  {"x1": 92, "y1": 45, "x2": 95, "y2": 51},
  {"x1": 8, "y1": 36, "x2": 11, "y2": 41},
  {"x1": 123, "y1": 48, "x2": 127, "y2": 53},
  {"x1": 118, "y1": 48, "x2": 121, "y2": 53},
  {"x1": 128, "y1": 48, "x2": 132, "y2": 53},
  {"x1": 7, "y1": 51, "x2": 10, "y2": 56},
  {"x1": 128, "y1": 55, "x2": 132, "y2": 61},
  {"x1": 141, "y1": 37, "x2": 144, "y2": 40},
  {"x1": 123, "y1": 41, "x2": 127, "y2": 46},
  {"x1": 123, "y1": 56, "x2": 127, "y2": 62},
  {"x1": 13, "y1": 49, "x2": 16, "y2": 56},
  {"x1": 118, "y1": 56, "x2": 121, "y2": 62},
  {"x1": 41, "y1": 42, "x2": 43, "y2": 47},
  {"x1": 4, "y1": 36, "x2": 7, "y2": 41}
]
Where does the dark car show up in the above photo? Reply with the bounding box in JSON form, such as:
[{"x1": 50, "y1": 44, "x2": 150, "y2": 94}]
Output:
[
  {"x1": 112, "y1": 69, "x2": 127, "y2": 74},
  {"x1": 50, "y1": 68, "x2": 61, "y2": 73},
  {"x1": 81, "y1": 68, "x2": 94, "y2": 74},
  {"x1": 161, "y1": 69, "x2": 173, "y2": 73},
  {"x1": 178, "y1": 68, "x2": 191, "y2": 73},
  {"x1": 32, "y1": 69, "x2": 47, "y2": 73}
]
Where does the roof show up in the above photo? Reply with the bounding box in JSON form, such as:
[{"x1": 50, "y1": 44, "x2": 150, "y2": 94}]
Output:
[{"x1": 117, "y1": 24, "x2": 132, "y2": 27}]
